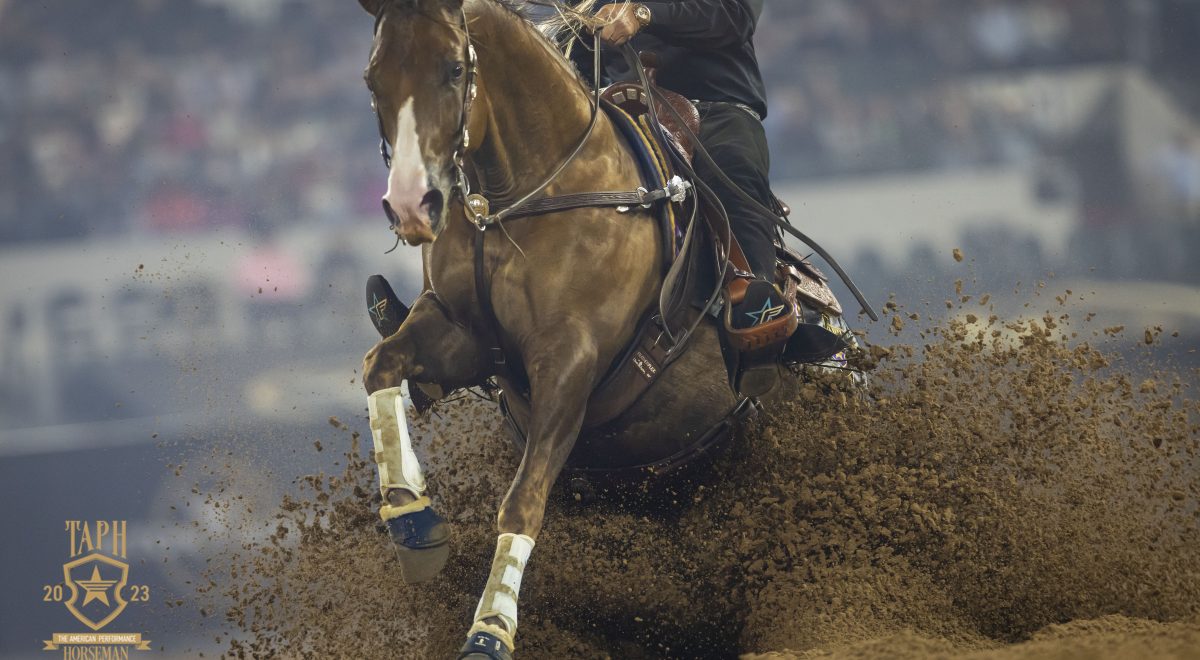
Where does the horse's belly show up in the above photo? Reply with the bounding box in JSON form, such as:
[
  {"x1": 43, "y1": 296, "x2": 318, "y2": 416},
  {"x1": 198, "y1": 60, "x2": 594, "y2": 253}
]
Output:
[{"x1": 504, "y1": 321, "x2": 740, "y2": 473}]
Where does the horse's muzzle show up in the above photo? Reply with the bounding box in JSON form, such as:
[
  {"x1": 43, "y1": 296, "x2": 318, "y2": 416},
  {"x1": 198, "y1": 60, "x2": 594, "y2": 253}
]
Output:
[{"x1": 382, "y1": 191, "x2": 440, "y2": 246}]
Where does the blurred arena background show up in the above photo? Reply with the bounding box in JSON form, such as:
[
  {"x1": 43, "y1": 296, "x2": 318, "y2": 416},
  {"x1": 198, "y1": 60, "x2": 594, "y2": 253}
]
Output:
[{"x1": 1, "y1": 0, "x2": 1197, "y2": 656}]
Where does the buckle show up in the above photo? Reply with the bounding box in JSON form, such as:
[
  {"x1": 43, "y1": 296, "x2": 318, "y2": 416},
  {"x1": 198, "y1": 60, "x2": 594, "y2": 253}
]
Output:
[
  {"x1": 465, "y1": 193, "x2": 493, "y2": 230},
  {"x1": 636, "y1": 186, "x2": 652, "y2": 208},
  {"x1": 665, "y1": 175, "x2": 691, "y2": 203}
]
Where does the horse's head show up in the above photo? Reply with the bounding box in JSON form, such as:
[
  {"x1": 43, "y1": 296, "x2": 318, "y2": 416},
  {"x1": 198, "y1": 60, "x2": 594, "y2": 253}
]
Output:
[{"x1": 359, "y1": 0, "x2": 477, "y2": 245}]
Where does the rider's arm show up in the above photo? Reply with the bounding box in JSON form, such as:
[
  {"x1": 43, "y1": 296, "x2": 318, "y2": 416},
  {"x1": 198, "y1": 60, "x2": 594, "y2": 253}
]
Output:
[{"x1": 639, "y1": 0, "x2": 762, "y2": 49}]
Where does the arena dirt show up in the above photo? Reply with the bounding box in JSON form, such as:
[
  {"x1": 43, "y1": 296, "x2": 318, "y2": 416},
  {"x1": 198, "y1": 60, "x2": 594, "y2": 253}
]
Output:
[{"x1": 177, "y1": 272, "x2": 1199, "y2": 659}]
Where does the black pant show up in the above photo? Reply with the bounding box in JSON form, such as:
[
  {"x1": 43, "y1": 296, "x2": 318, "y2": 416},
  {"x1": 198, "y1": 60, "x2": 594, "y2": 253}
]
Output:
[{"x1": 694, "y1": 102, "x2": 777, "y2": 281}]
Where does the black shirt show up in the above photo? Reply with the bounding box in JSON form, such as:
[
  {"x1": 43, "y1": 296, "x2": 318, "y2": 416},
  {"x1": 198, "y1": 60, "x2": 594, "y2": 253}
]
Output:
[{"x1": 573, "y1": 0, "x2": 768, "y2": 119}]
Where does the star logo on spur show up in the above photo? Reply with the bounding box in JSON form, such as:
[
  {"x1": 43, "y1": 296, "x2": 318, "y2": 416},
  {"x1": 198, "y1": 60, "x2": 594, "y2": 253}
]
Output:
[
  {"x1": 369, "y1": 293, "x2": 389, "y2": 324},
  {"x1": 745, "y1": 297, "x2": 786, "y2": 325}
]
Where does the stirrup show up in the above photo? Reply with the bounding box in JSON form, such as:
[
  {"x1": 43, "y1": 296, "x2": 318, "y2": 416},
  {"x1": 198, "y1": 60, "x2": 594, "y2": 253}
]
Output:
[
  {"x1": 723, "y1": 280, "x2": 798, "y2": 352},
  {"x1": 365, "y1": 274, "x2": 410, "y2": 338},
  {"x1": 723, "y1": 280, "x2": 797, "y2": 397}
]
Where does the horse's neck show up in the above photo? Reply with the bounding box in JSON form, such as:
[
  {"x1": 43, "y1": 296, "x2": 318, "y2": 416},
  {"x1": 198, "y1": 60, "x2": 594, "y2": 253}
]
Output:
[{"x1": 468, "y1": 2, "x2": 617, "y2": 204}]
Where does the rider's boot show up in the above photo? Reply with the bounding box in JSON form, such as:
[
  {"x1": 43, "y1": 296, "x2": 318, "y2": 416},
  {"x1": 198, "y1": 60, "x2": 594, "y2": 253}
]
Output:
[
  {"x1": 724, "y1": 278, "x2": 797, "y2": 397},
  {"x1": 366, "y1": 274, "x2": 436, "y2": 412},
  {"x1": 368, "y1": 384, "x2": 450, "y2": 583}
]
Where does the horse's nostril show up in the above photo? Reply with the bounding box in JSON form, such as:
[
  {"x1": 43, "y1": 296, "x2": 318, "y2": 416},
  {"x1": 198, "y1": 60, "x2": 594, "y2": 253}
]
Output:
[
  {"x1": 419, "y1": 189, "x2": 445, "y2": 222},
  {"x1": 381, "y1": 198, "x2": 400, "y2": 227}
]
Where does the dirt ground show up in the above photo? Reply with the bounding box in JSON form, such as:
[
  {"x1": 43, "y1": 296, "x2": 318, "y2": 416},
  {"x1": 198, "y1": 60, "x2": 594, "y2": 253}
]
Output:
[{"x1": 180, "y1": 283, "x2": 1199, "y2": 659}]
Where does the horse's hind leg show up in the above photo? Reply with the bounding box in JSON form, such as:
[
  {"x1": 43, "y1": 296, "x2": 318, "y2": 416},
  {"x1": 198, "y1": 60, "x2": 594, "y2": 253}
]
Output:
[{"x1": 460, "y1": 330, "x2": 598, "y2": 659}]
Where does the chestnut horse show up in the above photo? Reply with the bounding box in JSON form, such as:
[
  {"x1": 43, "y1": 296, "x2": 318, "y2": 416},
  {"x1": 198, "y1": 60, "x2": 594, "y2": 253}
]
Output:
[{"x1": 356, "y1": 0, "x2": 800, "y2": 657}]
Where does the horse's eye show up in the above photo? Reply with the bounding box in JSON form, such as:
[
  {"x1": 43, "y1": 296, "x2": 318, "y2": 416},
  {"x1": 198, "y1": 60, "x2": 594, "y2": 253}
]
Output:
[{"x1": 450, "y1": 62, "x2": 466, "y2": 81}]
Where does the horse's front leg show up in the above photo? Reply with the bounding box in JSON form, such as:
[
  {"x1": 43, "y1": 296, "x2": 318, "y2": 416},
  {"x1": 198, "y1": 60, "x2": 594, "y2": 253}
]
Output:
[
  {"x1": 363, "y1": 292, "x2": 487, "y2": 583},
  {"x1": 460, "y1": 329, "x2": 599, "y2": 660}
]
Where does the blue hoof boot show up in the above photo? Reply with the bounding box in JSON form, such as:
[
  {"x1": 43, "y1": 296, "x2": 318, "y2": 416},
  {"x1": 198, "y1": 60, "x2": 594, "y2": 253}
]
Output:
[
  {"x1": 382, "y1": 503, "x2": 450, "y2": 583},
  {"x1": 458, "y1": 631, "x2": 513, "y2": 660}
]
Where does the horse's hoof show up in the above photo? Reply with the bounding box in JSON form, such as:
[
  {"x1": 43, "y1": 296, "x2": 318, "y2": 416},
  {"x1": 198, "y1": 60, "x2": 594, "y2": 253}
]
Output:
[
  {"x1": 458, "y1": 631, "x2": 514, "y2": 660},
  {"x1": 384, "y1": 505, "x2": 450, "y2": 583}
]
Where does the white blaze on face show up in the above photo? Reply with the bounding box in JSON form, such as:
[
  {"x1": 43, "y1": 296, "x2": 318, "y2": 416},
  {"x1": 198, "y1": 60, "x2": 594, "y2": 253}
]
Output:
[{"x1": 383, "y1": 98, "x2": 428, "y2": 214}]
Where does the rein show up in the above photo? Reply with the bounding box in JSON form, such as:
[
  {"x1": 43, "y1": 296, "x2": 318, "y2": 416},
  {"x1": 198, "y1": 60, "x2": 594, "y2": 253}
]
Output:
[{"x1": 452, "y1": 23, "x2": 687, "y2": 228}]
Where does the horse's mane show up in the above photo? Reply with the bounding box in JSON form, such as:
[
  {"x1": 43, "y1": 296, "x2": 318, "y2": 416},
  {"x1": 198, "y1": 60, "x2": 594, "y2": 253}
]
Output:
[
  {"x1": 492, "y1": 1, "x2": 611, "y2": 62},
  {"x1": 374, "y1": 0, "x2": 602, "y2": 88},
  {"x1": 492, "y1": 0, "x2": 599, "y2": 43},
  {"x1": 478, "y1": 0, "x2": 603, "y2": 85}
]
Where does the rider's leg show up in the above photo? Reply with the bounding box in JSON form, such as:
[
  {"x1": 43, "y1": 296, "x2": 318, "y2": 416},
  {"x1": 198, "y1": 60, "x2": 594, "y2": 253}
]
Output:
[
  {"x1": 693, "y1": 102, "x2": 778, "y2": 281},
  {"x1": 694, "y1": 103, "x2": 795, "y2": 396}
]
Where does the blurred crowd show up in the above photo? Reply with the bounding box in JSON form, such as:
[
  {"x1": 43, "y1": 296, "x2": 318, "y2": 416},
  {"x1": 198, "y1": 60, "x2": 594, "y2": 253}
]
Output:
[
  {"x1": 0, "y1": 0, "x2": 380, "y2": 243},
  {"x1": 758, "y1": 0, "x2": 1132, "y2": 179},
  {"x1": 0, "y1": 0, "x2": 1197, "y2": 245}
]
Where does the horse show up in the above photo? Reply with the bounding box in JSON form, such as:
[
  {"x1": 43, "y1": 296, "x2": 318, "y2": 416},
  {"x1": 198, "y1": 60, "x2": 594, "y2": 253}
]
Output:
[{"x1": 355, "y1": 1, "x2": 853, "y2": 657}]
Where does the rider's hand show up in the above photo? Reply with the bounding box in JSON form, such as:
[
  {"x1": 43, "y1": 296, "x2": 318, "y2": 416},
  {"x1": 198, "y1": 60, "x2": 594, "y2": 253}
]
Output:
[{"x1": 595, "y1": 3, "x2": 642, "y2": 47}]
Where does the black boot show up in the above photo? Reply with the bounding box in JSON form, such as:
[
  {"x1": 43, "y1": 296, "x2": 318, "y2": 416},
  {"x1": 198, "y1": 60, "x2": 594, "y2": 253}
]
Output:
[{"x1": 724, "y1": 279, "x2": 796, "y2": 397}]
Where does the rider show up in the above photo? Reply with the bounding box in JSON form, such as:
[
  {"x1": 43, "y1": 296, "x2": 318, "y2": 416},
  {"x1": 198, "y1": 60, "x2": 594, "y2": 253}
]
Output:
[{"x1": 577, "y1": 0, "x2": 792, "y2": 335}]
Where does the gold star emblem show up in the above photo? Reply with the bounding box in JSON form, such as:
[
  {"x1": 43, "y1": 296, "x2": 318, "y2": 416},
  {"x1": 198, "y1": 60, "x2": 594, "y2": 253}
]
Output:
[{"x1": 77, "y1": 566, "x2": 117, "y2": 606}]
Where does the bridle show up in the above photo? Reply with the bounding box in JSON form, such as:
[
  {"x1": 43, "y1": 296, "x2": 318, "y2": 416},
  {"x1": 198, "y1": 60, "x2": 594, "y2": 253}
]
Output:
[
  {"x1": 371, "y1": 6, "x2": 479, "y2": 250},
  {"x1": 371, "y1": 5, "x2": 611, "y2": 239}
]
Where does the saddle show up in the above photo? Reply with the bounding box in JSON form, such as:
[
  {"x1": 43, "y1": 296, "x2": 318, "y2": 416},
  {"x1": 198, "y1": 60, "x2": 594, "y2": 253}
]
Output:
[
  {"x1": 586, "y1": 57, "x2": 849, "y2": 408},
  {"x1": 601, "y1": 79, "x2": 699, "y2": 163}
]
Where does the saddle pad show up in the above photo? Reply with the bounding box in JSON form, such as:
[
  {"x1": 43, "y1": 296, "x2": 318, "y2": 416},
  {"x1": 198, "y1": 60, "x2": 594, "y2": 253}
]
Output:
[{"x1": 601, "y1": 100, "x2": 683, "y2": 265}]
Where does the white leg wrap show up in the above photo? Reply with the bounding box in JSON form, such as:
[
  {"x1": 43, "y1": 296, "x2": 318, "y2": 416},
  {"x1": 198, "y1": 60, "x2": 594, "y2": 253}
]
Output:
[
  {"x1": 472, "y1": 533, "x2": 535, "y2": 639},
  {"x1": 367, "y1": 383, "x2": 426, "y2": 500}
]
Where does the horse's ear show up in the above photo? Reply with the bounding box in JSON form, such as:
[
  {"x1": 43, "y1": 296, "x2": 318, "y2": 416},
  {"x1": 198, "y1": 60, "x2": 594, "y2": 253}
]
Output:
[{"x1": 358, "y1": 0, "x2": 385, "y2": 15}]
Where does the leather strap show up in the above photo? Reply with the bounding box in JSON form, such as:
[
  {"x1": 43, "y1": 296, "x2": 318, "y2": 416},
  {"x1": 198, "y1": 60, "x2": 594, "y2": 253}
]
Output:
[
  {"x1": 474, "y1": 229, "x2": 510, "y2": 374},
  {"x1": 497, "y1": 187, "x2": 675, "y2": 221}
]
